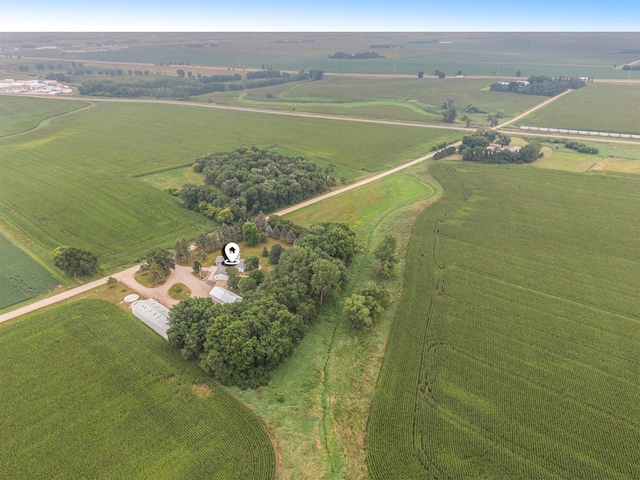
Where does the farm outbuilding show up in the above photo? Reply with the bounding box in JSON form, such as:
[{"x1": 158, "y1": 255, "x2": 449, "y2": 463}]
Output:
[
  {"x1": 209, "y1": 286, "x2": 243, "y2": 304},
  {"x1": 131, "y1": 298, "x2": 170, "y2": 339}
]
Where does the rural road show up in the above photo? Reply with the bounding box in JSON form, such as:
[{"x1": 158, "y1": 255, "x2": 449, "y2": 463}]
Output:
[
  {"x1": 0, "y1": 82, "x2": 636, "y2": 324},
  {"x1": 0, "y1": 265, "x2": 139, "y2": 324},
  {"x1": 0, "y1": 264, "x2": 214, "y2": 325}
]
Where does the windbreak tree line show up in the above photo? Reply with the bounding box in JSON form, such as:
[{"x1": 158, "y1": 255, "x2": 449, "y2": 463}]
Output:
[
  {"x1": 180, "y1": 147, "x2": 333, "y2": 223},
  {"x1": 78, "y1": 69, "x2": 322, "y2": 99},
  {"x1": 168, "y1": 222, "x2": 356, "y2": 389}
]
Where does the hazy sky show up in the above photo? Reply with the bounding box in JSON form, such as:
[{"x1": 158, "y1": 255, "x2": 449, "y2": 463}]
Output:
[{"x1": 2, "y1": 0, "x2": 638, "y2": 31}]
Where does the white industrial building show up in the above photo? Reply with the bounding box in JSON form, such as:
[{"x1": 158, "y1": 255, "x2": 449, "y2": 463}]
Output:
[{"x1": 131, "y1": 298, "x2": 170, "y2": 339}]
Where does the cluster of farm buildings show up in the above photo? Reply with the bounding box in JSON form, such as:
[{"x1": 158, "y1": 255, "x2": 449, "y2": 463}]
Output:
[
  {"x1": 0, "y1": 79, "x2": 72, "y2": 95},
  {"x1": 130, "y1": 255, "x2": 244, "y2": 339}
]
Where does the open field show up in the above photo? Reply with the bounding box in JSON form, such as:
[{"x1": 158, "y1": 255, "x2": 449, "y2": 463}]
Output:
[
  {"x1": 284, "y1": 172, "x2": 433, "y2": 228},
  {"x1": 532, "y1": 139, "x2": 640, "y2": 173},
  {"x1": 14, "y1": 32, "x2": 640, "y2": 78},
  {"x1": 367, "y1": 162, "x2": 640, "y2": 478},
  {"x1": 0, "y1": 96, "x2": 90, "y2": 137},
  {"x1": 138, "y1": 164, "x2": 205, "y2": 190},
  {"x1": 203, "y1": 76, "x2": 543, "y2": 127},
  {"x1": 0, "y1": 233, "x2": 59, "y2": 310},
  {"x1": 514, "y1": 83, "x2": 640, "y2": 134},
  {"x1": 592, "y1": 157, "x2": 640, "y2": 174},
  {"x1": 0, "y1": 300, "x2": 275, "y2": 479},
  {"x1": 0, "y1": 96, "x2": 457, "y2": 274},
  {"x1": 533, "y1": 146, "x2": 600, "y2": 172}
]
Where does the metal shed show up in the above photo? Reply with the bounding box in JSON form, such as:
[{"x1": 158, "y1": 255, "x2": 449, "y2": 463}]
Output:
[{"x1": 131, "y1": 298, "x2": 170, "y2": 339}]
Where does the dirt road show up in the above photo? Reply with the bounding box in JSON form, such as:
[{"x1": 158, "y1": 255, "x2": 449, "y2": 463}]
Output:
[
  {"x1": 0, "y1": 265, "x2": 138, "y2": 324},
  {"x1": 0, "y1": 83, "x2": 631, "y2": 324}
]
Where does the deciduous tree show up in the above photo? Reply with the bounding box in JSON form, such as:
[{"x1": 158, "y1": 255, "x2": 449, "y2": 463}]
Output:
[
  {"x1": 53, "y1": 246, "x2": 98, "y2": 277},
  {"x1": 373, "y1": 235, "x2": 398, "y2": 278}
]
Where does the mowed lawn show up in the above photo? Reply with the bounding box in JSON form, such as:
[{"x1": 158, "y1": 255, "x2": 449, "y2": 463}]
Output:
[
  {"x1": 0, "y1": 300, "x2": 275, "y2": 479},
  {"x1": 0, "y1": 97, "x2": 457, "y2": 271},
  {"x1": 0, "y1": 233, "x2": 59, "y2": 309},
  {"x1": 367, "y1": 162, "x2": 640, "y2": 478},
  {"x1": 515, "y1": 82, "x2": 640, "y2": 134}
]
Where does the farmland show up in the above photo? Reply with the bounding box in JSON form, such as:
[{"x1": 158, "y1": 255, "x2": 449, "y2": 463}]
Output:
[
  {"x1": 232, "y1": 161, "x2": 441, "y2": 479},
  {"x1": 0, "y1": 233, "x2": 59, "y2": 310},
  {"x1": 0, "y1": 96, "x2": 90, "y2": 137},
  {"x1": 206, "y1": 76, "x2": 543, "y2": 126},
  {"x1": 367, "y1": 161, "x2": 640, "y2": 478},
  {"x1": 0, "y1": 300, "x2": 276, "y2": 479},
  {"x1": 284, "y1": 171, "x2": 434, "y2": 228},
  {"x1": 514, "y1": 83, "x2": 640, "y2": 134},
  {"x1": 12, "y1": 32, "x2": 640, "y2": 78},
  {"x1": 0, "y1": 96, "x2": 456, "y2": 273},
  {"x1": 533, "y1": 139, "x2": 640, "y2": 173}
]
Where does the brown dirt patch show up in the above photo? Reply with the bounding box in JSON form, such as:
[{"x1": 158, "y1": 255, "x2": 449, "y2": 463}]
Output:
[
  {"x1": 191, "y1": 383, "x2": 212, "y2": 398},
  {"x1": 592, "y1": 157, "x2": 640, "y2": 174}
]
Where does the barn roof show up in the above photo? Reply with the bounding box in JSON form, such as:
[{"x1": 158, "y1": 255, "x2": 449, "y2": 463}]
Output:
[
  {"x1": 209, "y1": 286, "x2": 243, "y2": 304},
  {"x1": 131, "y1": 298, "x2": 170, "y2": 339}
]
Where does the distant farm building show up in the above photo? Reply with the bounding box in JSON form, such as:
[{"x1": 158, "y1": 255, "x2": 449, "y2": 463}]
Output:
[
  {"x1": 209, "y1": 286, "x2": 243, "y2": 304},
  {"x1": 131, "y1": 298, "x2": 170, "y2": 339}
]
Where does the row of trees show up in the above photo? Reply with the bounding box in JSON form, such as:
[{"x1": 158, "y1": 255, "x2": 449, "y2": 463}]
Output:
[
  {"x1": 181, "y1": 147, "x2": 332, "y2": 221},
  {"x1": 168, "y1": 222, "x2": 357, "y2": 388},
  {"x1": 77, "y1": 69, "x2": 322, "y2": 99},
  {"x1": 545, "y1": 139, "x2": 599, "y2": 154},
  {"x1": 433, "y1": 146, "x2": 457, "y2": 160},
  {"x1": 490, "y1": 75, "x2": 586, "y2": 96}
]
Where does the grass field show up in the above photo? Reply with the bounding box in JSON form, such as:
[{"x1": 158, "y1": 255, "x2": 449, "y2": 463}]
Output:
[
  {"x1": 137, "y1": 165, "x2": 204, "y2": 190},
  {"x1": 533, "y1": 146, "x2": 600, "y2": 172},
  {"x1": 515, "y1": 83, "x2": 640, "y2": 134},
  {"x1": 284, "y1": 172, "x2": 433, "y2": 228},
  {"x1": 367, "y1": 162, "x2": 640, "y2": 478},
  {"x1": 0, "y1": 96, "x2": 457, "y2": 275},
  {"x1": 0, "y1": 300, "x2": 276, "y2": 479},
  {"x1": 202, "y1": 76, "x2": 544, "y2": 127},
  {"x1": 0, "y1": 233, "x2": 59, "y2": 309},
  {"x1": 531, "y1": 140, "x2": 640, "y2": 173},
  {"x1": 0, "y1": 96, "x2": 91, "y2": 137}
]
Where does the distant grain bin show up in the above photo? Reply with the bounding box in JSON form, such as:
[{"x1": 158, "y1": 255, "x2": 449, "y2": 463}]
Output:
[{"x1": 131, "y1": 298, "x2": 170, "y2": 339}]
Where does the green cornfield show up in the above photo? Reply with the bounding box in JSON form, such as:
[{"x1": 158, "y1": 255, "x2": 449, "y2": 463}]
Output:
[
  {"x1": 0, "y1": 300, "x2": 276, "y2": 479},
  {"x1": 367, "y1": 162, "x2": 640, "y2": 478},
  {"x1": 0, "y1": 97, "x2": 455, "y2": 271}
]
